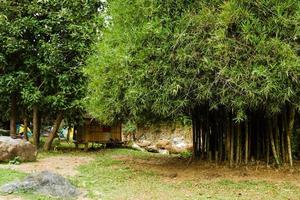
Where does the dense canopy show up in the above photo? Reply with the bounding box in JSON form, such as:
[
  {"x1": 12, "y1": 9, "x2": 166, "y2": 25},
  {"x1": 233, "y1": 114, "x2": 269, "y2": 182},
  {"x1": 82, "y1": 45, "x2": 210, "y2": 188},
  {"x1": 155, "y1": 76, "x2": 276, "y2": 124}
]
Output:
[
  {"x1": 0, "y1": 0, "x2": 104, "y2": 149},
  {"x1": 85, "y1": 0, "x2": 300, "y2": 166},
  {"x1": 86, "y1": 0, "x2": 300, "y2": 122}
]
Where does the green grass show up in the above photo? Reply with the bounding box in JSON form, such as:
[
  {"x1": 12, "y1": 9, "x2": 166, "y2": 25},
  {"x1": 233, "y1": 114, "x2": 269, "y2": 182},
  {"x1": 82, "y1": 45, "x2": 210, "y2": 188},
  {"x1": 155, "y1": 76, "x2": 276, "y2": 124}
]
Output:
[
  {"x1": 1, "y1": 148, "x2": 300, "y2": 200},
  {"x1": 0, "y1": 169, "x2": 27, "y2": 185},
  {"x1": 71, "y1": 149, "x2": 300, "y2": 200}
]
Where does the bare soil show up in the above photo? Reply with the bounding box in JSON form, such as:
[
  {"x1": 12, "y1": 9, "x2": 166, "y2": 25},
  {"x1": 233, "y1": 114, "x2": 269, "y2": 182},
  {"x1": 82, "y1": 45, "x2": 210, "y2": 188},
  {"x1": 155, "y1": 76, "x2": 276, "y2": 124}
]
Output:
[
  {"x1": 0, "y1": 195, "x2": 23, "y2": 200},
  {"x1": 0, "y1": 155, "x2": 94, "y2": 177},
  {"x1": 113, "y1": 154, "x2": 300, "y2": 186},
  {"x1": 2, "y1": 150, "x2": 300, "y2": 200}
]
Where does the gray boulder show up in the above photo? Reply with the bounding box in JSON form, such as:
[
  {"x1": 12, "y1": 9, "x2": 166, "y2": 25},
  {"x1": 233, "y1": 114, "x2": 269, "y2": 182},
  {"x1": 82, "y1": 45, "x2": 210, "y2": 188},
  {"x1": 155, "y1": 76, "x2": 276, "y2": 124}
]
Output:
[
  {"x1": 1, "y1": 171, "x2": 80, "y2": 198},
  {"x1": 0, "y1": 136, "x2": 37, "y2": 162}
]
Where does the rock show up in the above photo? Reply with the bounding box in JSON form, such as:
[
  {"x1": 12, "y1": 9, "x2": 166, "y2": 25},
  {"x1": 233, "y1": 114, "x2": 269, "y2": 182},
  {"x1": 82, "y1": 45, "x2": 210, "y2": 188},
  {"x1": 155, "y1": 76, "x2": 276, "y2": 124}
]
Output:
[
  {"x1": 1, "y1": 171, "x2": 80, "y2": 198},
  {"x1": 0, "y1": 136, "x2": 37, "y2": 162},
  {"x1": 136, "y1": 140, "x2": 151, "y2": 148},
  {"x1": 155, "y1": 139, "x2": 170, "y2": 149},
  {"x1": 131, "y1": 143, "x2": 145, "y2": 151},
  {"x1": 158, "y1": 149, "x2": 169, "y2": 155},
  {"x1": 145, "y1": 145, "x2": 159, "y2": 153},
  {"x1": 166, "y1": 145, "x2": 186, "y2": 154},
  {"x1": 172, "y1": 137, "x2": 187, "y2": 148},
  {"x1": 161, "y1": 137, "x2": 193, "y2": 154}
]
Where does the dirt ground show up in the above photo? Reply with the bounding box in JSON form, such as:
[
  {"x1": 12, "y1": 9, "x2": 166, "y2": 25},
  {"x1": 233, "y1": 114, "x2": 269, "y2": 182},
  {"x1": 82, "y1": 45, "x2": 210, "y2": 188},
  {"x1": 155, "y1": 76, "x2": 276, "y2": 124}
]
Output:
[
  {"x1": 0, "y1": 196, "x2": 23, "y2": 200},
  {"x1": 113, "y1": 154, "x2": 300, "y2": 186},
  {"x1": 1, "y1": 151, "x2": 300, "y2": 200},
  {"x1": 2, "y1": 153, "x2": 300, "y2": 185},
  {"x1": 0, "y1": 155, "x2": 94, "y2": 177}
]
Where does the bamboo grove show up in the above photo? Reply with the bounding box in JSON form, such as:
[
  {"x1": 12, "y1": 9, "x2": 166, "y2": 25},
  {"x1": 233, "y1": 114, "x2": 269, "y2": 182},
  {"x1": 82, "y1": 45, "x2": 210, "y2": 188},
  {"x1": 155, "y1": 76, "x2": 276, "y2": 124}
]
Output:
[
  {"x1": 192, "y1": 106, "x2": 297, "y2": 166},
  {"x1": 85, "y1": 0, "x2": 300, "y2": 166}
]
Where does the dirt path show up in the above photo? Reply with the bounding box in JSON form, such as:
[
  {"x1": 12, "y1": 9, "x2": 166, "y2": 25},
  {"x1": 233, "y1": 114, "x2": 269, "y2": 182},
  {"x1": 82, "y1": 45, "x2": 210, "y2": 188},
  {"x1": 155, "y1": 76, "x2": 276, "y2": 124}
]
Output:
[
  {"x1": 0, "y1": 195, "x2": 23, "y2": 200},
  {"x1": 114, "y1": 154, "x2": 300, "y2": 186},
  {"x1": 0, "y1": 155, "x2": 94, "y2": 177}
]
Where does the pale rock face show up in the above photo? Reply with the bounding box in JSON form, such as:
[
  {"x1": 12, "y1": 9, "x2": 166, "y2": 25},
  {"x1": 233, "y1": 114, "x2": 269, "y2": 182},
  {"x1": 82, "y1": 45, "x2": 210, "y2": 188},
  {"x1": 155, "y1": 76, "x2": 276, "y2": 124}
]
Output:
[{"x1": 0, "y1": 136, "x2": 37, "y2": 162}]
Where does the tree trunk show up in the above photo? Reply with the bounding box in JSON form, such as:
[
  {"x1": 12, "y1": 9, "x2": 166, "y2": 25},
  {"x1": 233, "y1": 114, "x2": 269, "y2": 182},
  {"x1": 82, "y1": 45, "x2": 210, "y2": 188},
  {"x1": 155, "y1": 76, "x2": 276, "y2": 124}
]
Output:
[
  {"x1": 269, "y1": 119, "x2": 280, "y2": 166},
  {"x1": 230, "y1": 120, "x2": 234, "y2": 167},
  {"x1": 287, "y1": 106, "x2": 295, "y2": 167},
  {"x1": 10, "y1": 95, "x2": 17, "y2": 139},
  {"x1": 201, "y1": 123, "x2": 206, "y2": 160},
  {"x1": 226, "y1": 117, "x2": 231, "y2": 161},
  {"x1": 283, "y1": 108, "x2": 289, "y2": 162},
  {"x1": 219, "y1": 122, "x2": 223, "y2": 162},
  {"x1": 235, "y1": 123, "x2": 241, "y2": 166},
  {"x1": 43, "y1": 112, "x2": 64, "y2": 151},
  {"x1": 274, "y1": 116, "x2": 280, "y2": 159},
  {"x1": 266, "y1": 123, "x2": 270, "y2": 166},
  {"x1": 32, "y1": 105, "x2": 40, "y2": 146},
  {"x1": 256, "y1": 120, "x2": 260, "y2": 161},
  {"x1": 23, "y1": 118, "x2": 29, "y2": 141},
  {"x1": 245, "y1": 120, "x2": 249, "y2": 165},
  {"x1": 280, "y1": 115, "x2": 286, "y2": 163},
  {"x1": 248, "y1": 118, "x2": 252, "y2": 162}
]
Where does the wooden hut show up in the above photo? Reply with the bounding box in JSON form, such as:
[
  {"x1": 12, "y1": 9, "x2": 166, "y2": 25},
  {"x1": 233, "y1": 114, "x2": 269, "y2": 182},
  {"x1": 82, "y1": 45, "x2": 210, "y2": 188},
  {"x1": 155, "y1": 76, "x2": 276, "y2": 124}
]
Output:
[{"x1": 74, "y1": 117, "x2": 122, "y2": 150}]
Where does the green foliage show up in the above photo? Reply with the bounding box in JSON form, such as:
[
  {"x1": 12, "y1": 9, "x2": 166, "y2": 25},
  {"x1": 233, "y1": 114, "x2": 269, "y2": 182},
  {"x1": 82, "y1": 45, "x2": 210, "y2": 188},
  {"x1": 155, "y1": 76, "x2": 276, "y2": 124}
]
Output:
[
  {"x1": 0, "y1": 169, "x2": 26, "y2": 186},
  {"x1": 0, "y1": 0, "x2": 105, "y2": 124},
  {"x1": 179, "y1": 151, "x2": 192, "y2": 159},
  {"x1": 85, "y1": 0, "x2": 300, "y2": 124},
  {"x1": 123, "y1": 121, "x2": 137, "y2": 134}
]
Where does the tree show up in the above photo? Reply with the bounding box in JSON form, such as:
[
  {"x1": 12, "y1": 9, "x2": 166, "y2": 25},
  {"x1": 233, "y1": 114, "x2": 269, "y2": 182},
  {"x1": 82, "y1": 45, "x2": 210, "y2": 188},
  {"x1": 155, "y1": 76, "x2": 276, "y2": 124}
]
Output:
[
  {"x1": 85, "y1": 0, "x2": 300, "y2": 166},
  {"x1": 1, "y1": 0, "x2": 104, "y2": 150},
  {"x1": 0, "y1": 1, "x2": 34, "y2": 138}
]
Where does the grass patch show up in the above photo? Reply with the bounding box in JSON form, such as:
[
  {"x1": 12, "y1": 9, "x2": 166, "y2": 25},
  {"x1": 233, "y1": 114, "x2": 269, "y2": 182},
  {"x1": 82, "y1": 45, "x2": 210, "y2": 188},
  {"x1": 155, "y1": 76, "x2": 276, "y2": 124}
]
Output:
[
  {"x1": 72, "y1": 148, "x2": 300, "y2": 200},
  {"x1": 1, "y1": 148, "x2": 300, "y2": 200},
  {"x1": 0, "y1": 169, "x2": 26, "y2": 185}
]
